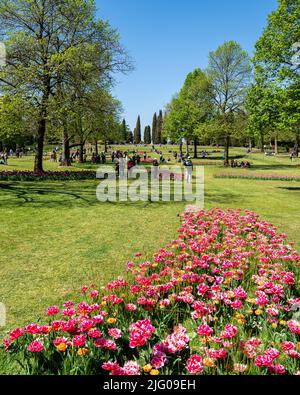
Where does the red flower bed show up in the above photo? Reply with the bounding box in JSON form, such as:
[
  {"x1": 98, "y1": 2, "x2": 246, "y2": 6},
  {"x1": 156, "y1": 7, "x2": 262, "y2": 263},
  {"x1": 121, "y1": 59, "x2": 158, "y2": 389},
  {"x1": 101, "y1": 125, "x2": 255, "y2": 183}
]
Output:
[
  {"x1": 2, "y1": 209, "x2": 300, "y2": 375},
  {"x1": 214, "y1": 173, "x2": 300, "y2": 182}
]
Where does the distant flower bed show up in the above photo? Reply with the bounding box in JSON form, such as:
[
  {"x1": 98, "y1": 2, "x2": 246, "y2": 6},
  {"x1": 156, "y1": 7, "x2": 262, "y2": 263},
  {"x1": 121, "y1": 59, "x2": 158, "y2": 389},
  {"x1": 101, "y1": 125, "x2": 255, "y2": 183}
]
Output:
[
  {"x1": 214, "y1": 173, "x2": 300, "y2": 182},
  {"x1": 0, "y1": 170, "x2": 96, "y2": 181},
  {"x1": 141, "y1": 160, "x2": 222, "y2": 166},
  {"x1": 193, "y1": 161, "x2": 222, "y2": 166},
  {"x1": 2, "y1": 208, "x2": 300, "y2": 375}
]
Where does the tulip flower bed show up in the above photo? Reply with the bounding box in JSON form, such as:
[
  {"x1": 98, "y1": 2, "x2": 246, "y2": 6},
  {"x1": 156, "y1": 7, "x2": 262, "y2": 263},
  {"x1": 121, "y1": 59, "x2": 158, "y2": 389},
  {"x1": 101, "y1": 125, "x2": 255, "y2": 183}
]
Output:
[
  {"x1": 3, "y1": 209, "x2": 300, "y2": 375},
  {"x1": 0, "y1": 170, "x2": 96, "y2": 181},
  {"x1": 214, "y1": 173, "x2": 300, "y2": 182}
]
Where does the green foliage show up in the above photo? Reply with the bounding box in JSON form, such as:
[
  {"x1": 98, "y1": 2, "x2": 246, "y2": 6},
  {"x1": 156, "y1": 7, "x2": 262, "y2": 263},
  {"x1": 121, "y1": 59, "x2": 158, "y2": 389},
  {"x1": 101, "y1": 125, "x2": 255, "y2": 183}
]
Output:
[
  {"x1": 164, "y1": 69, "x2": 214, "y2": 144},
  {"x1": 134, "y1": 115, "x2": 141, "y2": 144},
  {"x1": 156, "y1": 110, "x2": 163, "y2": 144},
  {"x1": 254, "y1": 0, "x2": 300, "y2": 82},
  {"x1": 119, "y1": 119, "x2": 132, "y2": 144},
  {"x1": 144, "y1": 126, "x2": 151, "y2": 144},
  {"x1": 152, "y1": 112, "x2": 157, "y2": 144},
  {"x1": 0, "y1": 0, "x2": 132, "y2": 170},
  {"x1": 252, "y1": 0, "x2": 300, "y2": 149}
]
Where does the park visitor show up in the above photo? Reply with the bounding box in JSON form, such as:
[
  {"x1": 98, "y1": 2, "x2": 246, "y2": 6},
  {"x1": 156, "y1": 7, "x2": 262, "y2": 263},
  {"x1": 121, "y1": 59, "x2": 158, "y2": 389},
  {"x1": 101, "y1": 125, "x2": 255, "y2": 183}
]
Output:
[{"x1": 183, "y1": 157, "x2": 193, "y2": 183}]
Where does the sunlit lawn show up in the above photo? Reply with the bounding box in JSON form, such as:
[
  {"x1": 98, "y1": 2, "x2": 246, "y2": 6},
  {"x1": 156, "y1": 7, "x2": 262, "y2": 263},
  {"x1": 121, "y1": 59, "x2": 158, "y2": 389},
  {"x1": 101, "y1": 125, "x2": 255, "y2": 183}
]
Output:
[{"x1": 0, "y1": 146, "x2": 299, "y2": 373}]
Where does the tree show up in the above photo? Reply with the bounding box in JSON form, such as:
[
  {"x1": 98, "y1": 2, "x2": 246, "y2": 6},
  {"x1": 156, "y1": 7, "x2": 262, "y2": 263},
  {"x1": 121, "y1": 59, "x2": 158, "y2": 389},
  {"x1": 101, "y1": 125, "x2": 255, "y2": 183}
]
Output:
[
  {"x1": 164, "y1": 69, "x2": 214, "y2": 157},
  {"x1": 254, "y1": 0, "x2": 300, "y2": 82},
  {"x1": 152, "y1": 113, "x2": 157, "y2": 144},
  {"x1": 0, "y1": 0, "x2": 132, "y2": 172},
  {"x1": 0, "y1": 95, "x2": 35, "y2": 149},
  {"x1": 207, "y1": 41, "x2": 252, "y2": 165},
  {"x1": 157, "y1": 110, "x2": 163, "y2": 144},
  {"x1": 253, "y1": 0, "x2": 300, "y2": 153},
  {"x1": 127, "y1": 130, "x2": 134, "y2": 144},
  {"x1": 120, "y1": 119, "x2": 127, "y2": 143},
  {"x1": 134, "y1": 115, "x2": 141, "y2": 144},
  {"x1": 246, "y1": 77, "x2": 284, "y2": 153},
  {"x1": 144, "y1": 126, "x2": 151, "y2": 144},
  {"x1": 119, "y1": 119, "x2": 133, "y2": 144}
]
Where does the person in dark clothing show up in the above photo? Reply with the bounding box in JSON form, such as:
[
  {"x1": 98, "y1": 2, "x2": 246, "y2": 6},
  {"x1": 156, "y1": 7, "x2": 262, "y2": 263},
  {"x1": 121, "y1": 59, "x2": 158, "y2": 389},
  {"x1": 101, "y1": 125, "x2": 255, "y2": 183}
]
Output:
[{"x1": 183, "y1": 157, "x2": 193, "y2": 183}]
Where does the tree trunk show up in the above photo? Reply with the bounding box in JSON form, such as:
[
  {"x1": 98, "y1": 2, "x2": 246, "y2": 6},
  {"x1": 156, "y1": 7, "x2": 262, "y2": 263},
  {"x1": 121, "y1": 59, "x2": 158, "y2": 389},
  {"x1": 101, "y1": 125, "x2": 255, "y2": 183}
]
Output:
[
  {"x1": 186, "y1": 140, "x2": 189, "y2": 155},
  {"x1": 104, "y1": 140, "x2": 108, "y2": 153},
  {"x1": 34, "y1": 118, "x2": 46, "y2": 173},
  {"x1": 294, "y1": 132, "x2": 300, "y2": 155},
  {"x1": 224, "y1": 135, "x2": 230, "y2": 166},
  {"x1": 61, "y1": 129, "x2": 71, "y2": 166},
  {"x1": 95, "y1": 140, "x2": 98, "y2": 155},
  {"x1": 179, "y1": 139, "x2": 183, "y2": 156},
  {"x1": 193, "y1": 138, "x2": 198, "y2": 158},
  {"x1": 260, "y1": 132, "x2": 265, "y2": 153},
  {"x1": 274, "y1": 134, "x2": 278, "y2": 155},
  {"x1": 78, "y1": 143, "x2": 84, "y2": 163}
]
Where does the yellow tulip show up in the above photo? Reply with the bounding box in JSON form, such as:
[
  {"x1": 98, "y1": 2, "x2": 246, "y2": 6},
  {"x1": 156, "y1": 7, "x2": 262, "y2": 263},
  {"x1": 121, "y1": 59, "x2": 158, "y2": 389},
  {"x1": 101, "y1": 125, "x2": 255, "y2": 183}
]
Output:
[
  {"x1": 77, "y1": 348, "x2": 89, "y2": 356},
  {"x1": 57, "y1": 343, "x2": 67, "y2": 352},
  {"x1": 107, "y1": 317, "x2": 117, "y2": 324},
  {"x1": 143, "y1": 364, "x2": 152, "y2": 373},
  {"x1": 203, "y1": 358, "x2": 215, "y2": 367}
]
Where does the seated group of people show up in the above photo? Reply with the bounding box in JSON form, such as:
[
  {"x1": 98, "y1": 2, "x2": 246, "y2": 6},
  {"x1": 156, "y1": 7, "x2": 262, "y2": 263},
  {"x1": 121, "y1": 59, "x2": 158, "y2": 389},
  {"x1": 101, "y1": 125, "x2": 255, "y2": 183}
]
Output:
[
  {"x1": 230, "y1": 160, "x2": 251, "y2": 168},
  {"x1": 91, "y1": 152, "x2": 106, "y2": 164}
]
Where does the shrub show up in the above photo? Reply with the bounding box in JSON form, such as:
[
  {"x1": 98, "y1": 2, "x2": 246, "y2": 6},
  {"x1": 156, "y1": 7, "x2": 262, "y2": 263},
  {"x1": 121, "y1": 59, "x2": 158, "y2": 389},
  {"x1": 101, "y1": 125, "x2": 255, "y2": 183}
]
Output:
[{"x1": 0, "y1": 170, "x2": 96, "y2": 181}]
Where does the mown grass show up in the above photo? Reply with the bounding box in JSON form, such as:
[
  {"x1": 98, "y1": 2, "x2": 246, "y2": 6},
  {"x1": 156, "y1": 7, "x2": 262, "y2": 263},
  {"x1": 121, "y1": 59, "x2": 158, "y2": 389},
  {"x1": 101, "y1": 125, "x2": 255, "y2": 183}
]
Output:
[{"x1": 0, "y1": 146, "x2": 299, "y2": 373}]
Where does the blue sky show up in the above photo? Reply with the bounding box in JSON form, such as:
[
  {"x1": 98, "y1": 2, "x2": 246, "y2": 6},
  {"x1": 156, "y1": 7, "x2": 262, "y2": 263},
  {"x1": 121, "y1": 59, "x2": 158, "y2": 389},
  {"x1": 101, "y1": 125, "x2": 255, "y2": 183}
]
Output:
[{"x1": 96, "y1": 0, "x2": 278, "y2": 132}]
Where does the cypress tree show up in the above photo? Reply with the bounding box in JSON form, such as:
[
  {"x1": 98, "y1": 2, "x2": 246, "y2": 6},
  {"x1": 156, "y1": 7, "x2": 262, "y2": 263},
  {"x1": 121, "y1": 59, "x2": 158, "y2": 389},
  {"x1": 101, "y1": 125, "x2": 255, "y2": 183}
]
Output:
[
  {"x1": 162, "y1": 111, "x2": 168, "y2": 144},
  {"x1": 128, "y1": 130, "x2": 134, "y2": 143},
  {"x1": 144, "y1": 126, "x2": 148, "y2": 144},
  {"x1": 152, "y1": 112, "x2": 157, "y2": 144},
  {"x1": 134, "y1": 115, "x2": 141, "y2": 144},
  {"x1": 148, "y1": 126, "x2": 151, "y2": 144},
  {"x1": 144, "y1": 126, "x2": 151, "y2": 144},
  {"x1": 121, "y1": 118, "x2": 127, "y2": 142},
  {"x1": 157, "y1": 109, "x2": 163, "y2": 144}
]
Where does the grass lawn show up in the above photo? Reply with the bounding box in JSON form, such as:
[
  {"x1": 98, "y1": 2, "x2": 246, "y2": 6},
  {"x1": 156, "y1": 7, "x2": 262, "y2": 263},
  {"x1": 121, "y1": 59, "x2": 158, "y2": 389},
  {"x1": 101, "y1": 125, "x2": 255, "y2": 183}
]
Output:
[{"x1": 0, "y1": 146, "x2": 299, "y2": 373}]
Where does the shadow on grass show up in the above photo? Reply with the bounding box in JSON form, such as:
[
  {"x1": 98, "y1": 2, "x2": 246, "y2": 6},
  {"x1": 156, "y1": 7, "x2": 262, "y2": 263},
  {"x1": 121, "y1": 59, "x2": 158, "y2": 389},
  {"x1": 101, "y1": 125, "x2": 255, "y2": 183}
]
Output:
[
  {"x1": 205, "y1": 191, "x2": 240, "y2": 205},
  {"x1": 0, "y1": 182, "x2": 188, "y2": 209},
  {"x1": 0, "y1": 182, "x2": 98, "y2": 208},
  {"x1": 277, "y1": 187, "x2": 300, "y2": 191}
]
